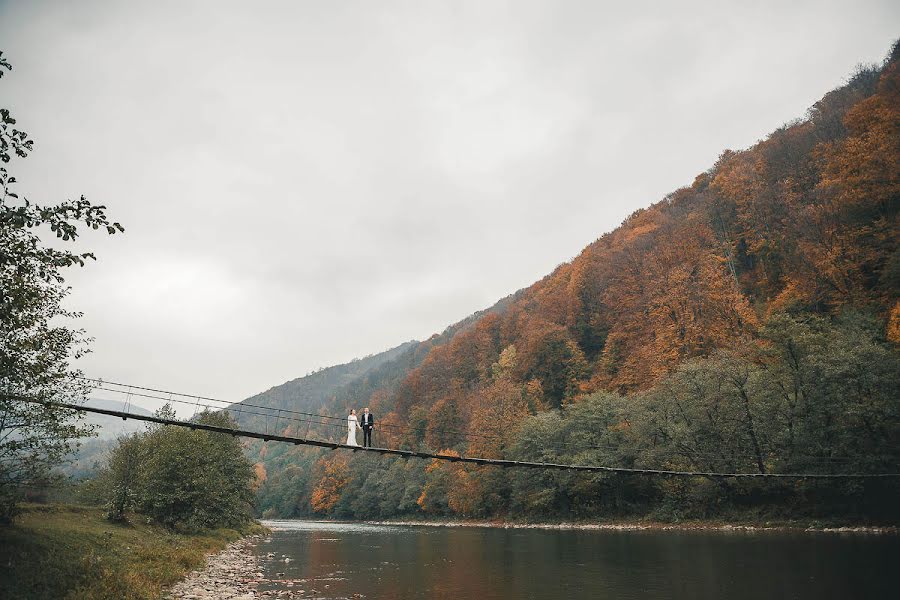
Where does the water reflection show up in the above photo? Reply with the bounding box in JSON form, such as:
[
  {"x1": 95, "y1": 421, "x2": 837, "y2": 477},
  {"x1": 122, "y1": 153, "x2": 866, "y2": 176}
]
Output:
[{"x1": 255, "y1": 520, "x2": 898, "y2": 600}]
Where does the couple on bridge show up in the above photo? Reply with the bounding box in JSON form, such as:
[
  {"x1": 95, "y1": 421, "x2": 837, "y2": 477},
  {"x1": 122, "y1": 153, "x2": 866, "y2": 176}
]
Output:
[{"x1": 347, "y1": 408, "x2": 374, "y2": 448}]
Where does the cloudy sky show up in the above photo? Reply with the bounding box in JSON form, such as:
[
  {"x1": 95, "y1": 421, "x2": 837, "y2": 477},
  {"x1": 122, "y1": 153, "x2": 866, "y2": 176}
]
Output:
[{"x1": 1, "y1": 1, "x2": 898, "y2": 408}]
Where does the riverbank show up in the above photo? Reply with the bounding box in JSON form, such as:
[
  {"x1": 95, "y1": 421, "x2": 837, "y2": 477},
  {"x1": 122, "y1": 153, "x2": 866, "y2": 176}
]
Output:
[
  {"x1": 0, "y1": 504, "x2": 265, "y2": 599},
  {"x1": 169, "y1": 536, "x2": 330, "y2": 600},
  {"x1": 358, "y1": 518, "x2": 898, "y2": 534},
  {"x1": 166, "y1": 536, "x2": 265, "y2": 599}
]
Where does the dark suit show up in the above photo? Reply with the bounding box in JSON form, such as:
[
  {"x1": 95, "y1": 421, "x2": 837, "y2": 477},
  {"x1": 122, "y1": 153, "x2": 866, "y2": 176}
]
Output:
[{"x1": 360, "y1": 412, "x2": 374, "y2": 447}]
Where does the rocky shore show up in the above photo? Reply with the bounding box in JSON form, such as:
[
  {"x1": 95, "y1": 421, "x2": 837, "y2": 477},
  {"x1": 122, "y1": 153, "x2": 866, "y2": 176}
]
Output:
[
  {"x1": 365, "y1": 519, "x2": 898, "y2": 534},
  {"x1": 166, "y1": 535, "x2": 266, "y2": 600},
  {"x1": 166, "y1": 534, "x2": 322, "y2": 600}
]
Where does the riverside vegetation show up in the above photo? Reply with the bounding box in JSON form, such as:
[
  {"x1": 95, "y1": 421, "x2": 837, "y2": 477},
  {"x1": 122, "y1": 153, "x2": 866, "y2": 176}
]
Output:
[
  {"x1": 0, "y1": 412, "x2": 263, "y2": 599},
  {"x1": 0, "y1": 51, "x2": 261, "y2": 599},
  {"x1": 0, "y1": 504, "x2": 263, "y2": 600}
]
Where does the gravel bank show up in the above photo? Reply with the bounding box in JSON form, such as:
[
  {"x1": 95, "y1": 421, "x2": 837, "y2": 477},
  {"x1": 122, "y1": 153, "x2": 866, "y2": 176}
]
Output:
[
  {"x1": 166, "y1": 535, "x2": 267, "y2": 600},
  {"x1": 166, "y1": 534, "x2": 321, "y2": 600},
  {"x1": 364, "y1": 520, "x2": 897, "y2": 534}
]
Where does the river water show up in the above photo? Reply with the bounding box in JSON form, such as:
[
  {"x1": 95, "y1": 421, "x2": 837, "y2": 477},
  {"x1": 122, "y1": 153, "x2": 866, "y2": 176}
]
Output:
[{"x1": 256, "y1": 520, "x2": 897, "y2": 599}]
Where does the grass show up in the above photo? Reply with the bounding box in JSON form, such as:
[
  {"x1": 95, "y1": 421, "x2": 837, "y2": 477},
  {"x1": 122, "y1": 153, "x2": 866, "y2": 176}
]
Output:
[{"x1": 0, "y1": 503, "x2": 265, "y2": 600}]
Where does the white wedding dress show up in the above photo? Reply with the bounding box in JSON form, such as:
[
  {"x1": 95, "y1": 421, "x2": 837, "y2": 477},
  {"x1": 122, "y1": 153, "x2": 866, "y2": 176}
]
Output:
[{"x1": 346, "y1": 414, "x2": 359, "y2": 446}]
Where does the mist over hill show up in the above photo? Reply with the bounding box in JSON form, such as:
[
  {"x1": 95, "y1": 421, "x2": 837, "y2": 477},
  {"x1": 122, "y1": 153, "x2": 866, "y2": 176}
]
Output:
[
  {"x1": 81, "y1": 398, "x2": 153, "y2": 440},
  {"x1": 56, "y1": 399, "x2": 154, "y2": 479},
  {"x1": 227, "y1": 341, "x2": 417, "y2": 433}
]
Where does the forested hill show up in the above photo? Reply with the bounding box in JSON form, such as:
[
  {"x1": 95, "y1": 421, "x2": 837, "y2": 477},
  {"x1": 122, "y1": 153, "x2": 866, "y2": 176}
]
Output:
[
  {"x1": 346, "y1": 42, "x2": 898, "y2": 427},
  {"x1": 228, "y1": 340, "x2": 417, "y2": 432},
  {"x1": 249, "y1": 43, "x2": 899, "y2": 520}
]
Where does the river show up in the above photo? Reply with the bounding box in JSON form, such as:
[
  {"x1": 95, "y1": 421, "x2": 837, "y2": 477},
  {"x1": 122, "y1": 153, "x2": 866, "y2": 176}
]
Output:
[{"x1": 255, "y1": 520, "x2": 897, "y2": 599}]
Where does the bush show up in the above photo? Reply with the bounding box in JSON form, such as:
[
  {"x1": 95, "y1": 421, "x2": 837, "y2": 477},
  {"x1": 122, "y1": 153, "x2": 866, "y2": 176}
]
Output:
[{"x1": 100, "y1": 408, "x2": 256, "y2": 530}]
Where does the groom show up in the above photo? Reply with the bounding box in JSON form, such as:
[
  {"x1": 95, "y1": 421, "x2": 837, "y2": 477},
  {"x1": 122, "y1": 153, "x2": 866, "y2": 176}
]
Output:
[{"x1": 360, "y1": 407, "x2": 374, "y2": 448}]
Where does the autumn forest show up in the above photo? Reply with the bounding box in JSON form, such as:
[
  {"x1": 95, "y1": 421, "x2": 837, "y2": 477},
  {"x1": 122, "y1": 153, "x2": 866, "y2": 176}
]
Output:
[{"x1": 239, "y1": 42, "x2": 899, "y2": 524}]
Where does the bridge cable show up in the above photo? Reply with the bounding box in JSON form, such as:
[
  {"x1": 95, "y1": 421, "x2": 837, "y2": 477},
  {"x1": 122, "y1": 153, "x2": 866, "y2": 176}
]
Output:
[{"x1": 5, "y1": 393, "x2": 899, "y2": 480}]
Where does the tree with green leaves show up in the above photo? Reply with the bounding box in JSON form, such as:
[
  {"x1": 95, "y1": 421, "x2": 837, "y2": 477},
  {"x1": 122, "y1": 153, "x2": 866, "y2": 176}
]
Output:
[
  {"x1": 133, "y1": 408, "x2": 256, "y2": 530},
  {"x1": 0, "y1": 51, "x2": 124, "y2": 522},
  {"x1": 103, "y1": 433, "x2": 144, "y2": 522}
]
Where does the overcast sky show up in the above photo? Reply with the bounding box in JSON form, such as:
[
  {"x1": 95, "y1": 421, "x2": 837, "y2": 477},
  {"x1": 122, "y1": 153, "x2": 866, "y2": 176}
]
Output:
[{"x1": 1, "y1": 1, "x2": 898, "y2": 410}]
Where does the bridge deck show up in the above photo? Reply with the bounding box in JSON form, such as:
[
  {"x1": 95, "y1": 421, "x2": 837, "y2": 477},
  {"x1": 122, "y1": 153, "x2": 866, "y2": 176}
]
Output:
[{"x1": 7, "y1": 395, "x2": 898, "y2": 480}]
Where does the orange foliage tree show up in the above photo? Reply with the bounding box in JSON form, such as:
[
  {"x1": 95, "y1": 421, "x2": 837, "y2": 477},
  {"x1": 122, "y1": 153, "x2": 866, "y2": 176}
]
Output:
[{"x1": 310, "y1": 455, "x2": 350, "y2": 513}]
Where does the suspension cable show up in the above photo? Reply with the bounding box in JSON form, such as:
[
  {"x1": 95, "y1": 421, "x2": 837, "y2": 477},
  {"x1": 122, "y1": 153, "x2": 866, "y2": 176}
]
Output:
[{"x1": 5, "y1": 393, "x2": 899, "y2": 480}]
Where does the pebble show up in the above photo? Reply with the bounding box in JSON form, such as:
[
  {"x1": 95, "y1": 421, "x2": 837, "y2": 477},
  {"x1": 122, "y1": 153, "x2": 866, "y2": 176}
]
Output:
[{"x1": 165, "y1": 535, "x2": 269, "y2": 600}]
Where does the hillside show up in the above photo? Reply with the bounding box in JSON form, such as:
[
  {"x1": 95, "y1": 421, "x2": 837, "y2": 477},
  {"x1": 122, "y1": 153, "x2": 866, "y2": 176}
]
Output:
[
  {"x1": 244, "y1": 42, "x2": 899, "y2": 521},
  {"x1": 228, "y1": 340, "x2": 418, "y2": 435},
  {"x1": 80, "y1": 398, "x2": 154, "y2": 441}
]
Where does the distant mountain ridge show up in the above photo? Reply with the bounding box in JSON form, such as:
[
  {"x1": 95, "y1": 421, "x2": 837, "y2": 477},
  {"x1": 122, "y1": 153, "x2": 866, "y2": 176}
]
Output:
[
  {"x1": 228, "y1": 341, "x2": 417, "y2": 433},
  {"x1": 58, "y1": 399, "x2": 154, "y2": 479},
  {"x1": 228, "y1": 289, "x2": 526, "y2": 440},
  {"x1": 82, "y1": 398, "x2": 153, "y2": 440}
]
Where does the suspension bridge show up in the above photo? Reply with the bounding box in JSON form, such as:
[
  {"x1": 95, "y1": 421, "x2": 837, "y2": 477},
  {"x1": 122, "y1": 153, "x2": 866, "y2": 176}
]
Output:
[{"x1": 5, "y1": 377, "x2": 899, "y2": 480}]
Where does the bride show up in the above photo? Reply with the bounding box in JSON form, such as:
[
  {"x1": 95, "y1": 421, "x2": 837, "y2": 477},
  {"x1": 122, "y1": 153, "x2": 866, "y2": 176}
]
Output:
[{"x1": 346, "y1": 409, "x2": 361, "y2": 446}]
